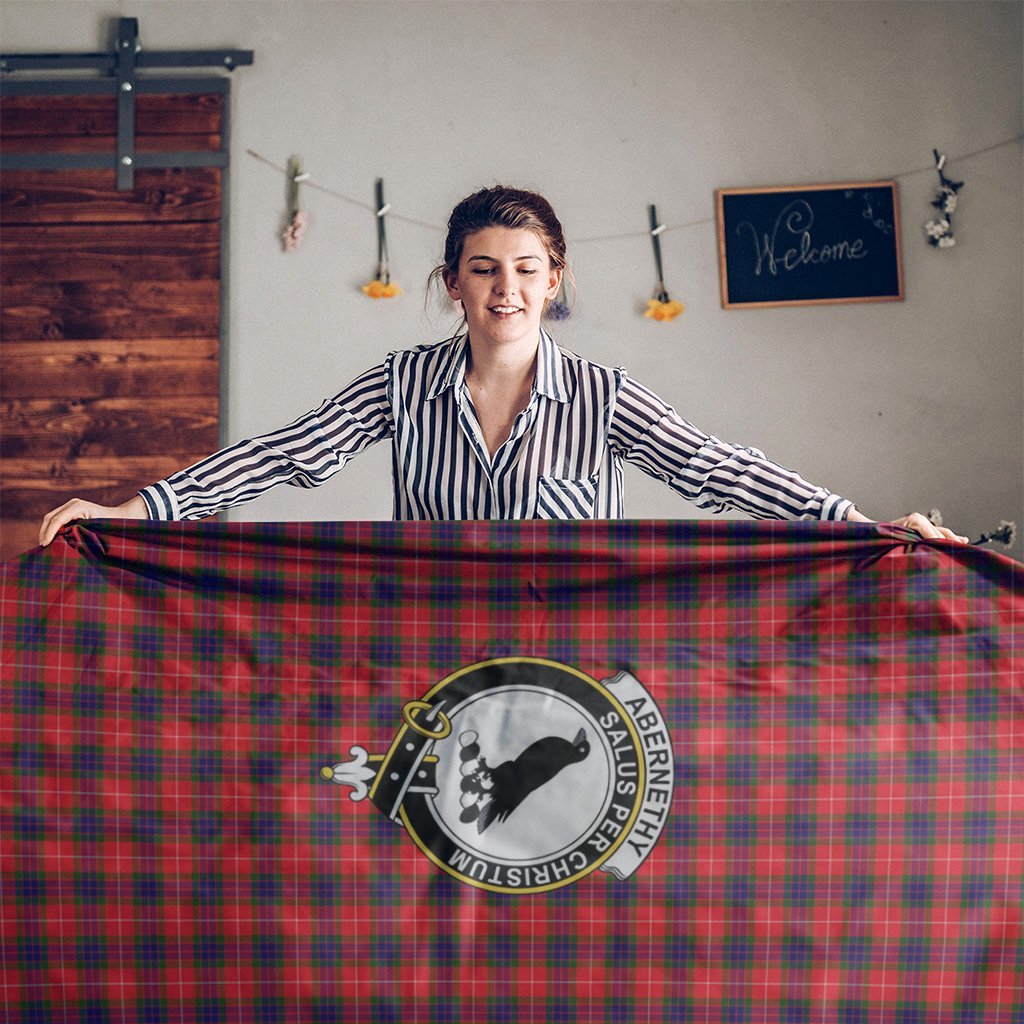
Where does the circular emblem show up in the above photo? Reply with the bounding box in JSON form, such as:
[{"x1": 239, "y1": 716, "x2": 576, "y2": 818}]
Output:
[{"x1": 322, "y1": 658, "x2": 673, "y2": 894}]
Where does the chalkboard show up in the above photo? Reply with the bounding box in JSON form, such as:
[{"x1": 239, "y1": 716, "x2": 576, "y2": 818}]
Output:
[{"x1": 716, "y1": 181, "x2": 904, "y2": 309}]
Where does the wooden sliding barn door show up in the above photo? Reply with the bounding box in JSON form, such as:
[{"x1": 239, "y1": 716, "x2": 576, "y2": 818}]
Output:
[
  {"x1": 0, "y1": 94, "x2": 223, "y2": 560},
  {"x1": 0, "y1": 25, "x2": 248, "y2": 562}
]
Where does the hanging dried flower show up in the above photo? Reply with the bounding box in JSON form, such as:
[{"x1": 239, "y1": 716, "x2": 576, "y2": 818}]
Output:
[
  {"x1": 282, "y1": 156, "x2": 309, "y2": 252},
  {"x1": 925, "y1": 150, "x2": 964, "y2": 250},
  {"x1": 362, "y1": 178, "x2": 401, "y2": 299},
  {"x1": 644, "y1": 204, "x2": 684, "y2": 323},
  {"x1": 361, "y1": 279, "x2": 402, "y2": 299},
  {"x1": 546, "y1": 276, "x2": 572, "y2": 321}
]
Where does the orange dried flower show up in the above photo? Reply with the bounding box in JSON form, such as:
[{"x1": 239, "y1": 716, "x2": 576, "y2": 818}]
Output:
[
  {"x1": 361, "y1": 279, "x2": 402, "y2": 299},
  {"x1": 643, "y1": 299, "x2": 685, "y2": 322}
]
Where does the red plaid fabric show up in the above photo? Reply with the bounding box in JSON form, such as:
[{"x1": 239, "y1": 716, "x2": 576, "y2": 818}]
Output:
[{"x1": 1, "y1": 520, "x2": 1021, "y2": 1023}]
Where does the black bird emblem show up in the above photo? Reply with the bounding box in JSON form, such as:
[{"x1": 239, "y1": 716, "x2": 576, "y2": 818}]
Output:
[{"x1": 458, "y1": 728, "x2": 590, "y2": 834}]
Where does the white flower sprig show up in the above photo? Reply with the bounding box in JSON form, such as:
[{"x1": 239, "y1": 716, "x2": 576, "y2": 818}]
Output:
[
  {"x1": 973, "y1": 521, "x2": 1017, "y2": 548},
  {"x1": 925, "y1": 150, "x2": 964, "y2": 249},
  {"x1": 931, "y1": 509, "x2": 1016, "y2": 549}
]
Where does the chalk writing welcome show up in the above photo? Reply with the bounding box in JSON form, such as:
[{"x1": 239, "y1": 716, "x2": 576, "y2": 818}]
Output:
[
  {"x1": 716, "y1": 182, "x2": 904, "y2": 308},
  {"x1": 738, "y1": 200, "x2": 868, "y2": 277}
]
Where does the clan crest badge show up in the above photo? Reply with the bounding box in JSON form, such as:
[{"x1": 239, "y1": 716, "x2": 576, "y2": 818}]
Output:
[{"x1": 322, "y1": 658, "x2": 673, "y2": 894}]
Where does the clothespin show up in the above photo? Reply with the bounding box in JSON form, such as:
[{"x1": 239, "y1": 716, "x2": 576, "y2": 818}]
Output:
[
  {"x1": 287, "y1": 156, "x2": 310, "y2": 217},
  {"x1": 932, "y1": 149, "x2": 964, "y2": 193}
]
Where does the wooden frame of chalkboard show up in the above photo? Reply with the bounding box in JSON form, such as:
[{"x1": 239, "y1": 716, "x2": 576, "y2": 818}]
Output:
[{"x1": 716, "y1": 181, "x2": 904, "y2": 309}]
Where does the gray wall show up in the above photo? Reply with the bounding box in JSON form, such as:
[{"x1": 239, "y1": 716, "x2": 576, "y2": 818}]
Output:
[{"x1": 4, "y1": 0, "x2": 1022, "y2": 544}]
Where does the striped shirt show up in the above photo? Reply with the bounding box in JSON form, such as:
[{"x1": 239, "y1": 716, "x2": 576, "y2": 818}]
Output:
[{"x1": 139, "y1": 331, "x2": 854, "y2": 522}]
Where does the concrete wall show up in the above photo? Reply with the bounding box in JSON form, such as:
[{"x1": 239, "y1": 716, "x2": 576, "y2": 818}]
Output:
[{"x1": 3, "y1": 0, "x2": 1021, "y2": 545}]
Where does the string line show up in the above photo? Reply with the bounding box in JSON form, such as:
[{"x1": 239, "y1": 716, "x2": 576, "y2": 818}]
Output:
[{"x1": 246, "y1": 134, "x2": 1024, "y2": 245}]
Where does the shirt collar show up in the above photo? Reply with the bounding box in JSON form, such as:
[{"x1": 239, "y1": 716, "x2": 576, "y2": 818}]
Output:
[
  {"x1": 426, "y1": 330, "x2": 570, "y2": 403},
  {"x1": 535, "y1": 328, "x2": 571, "y2": 403}
]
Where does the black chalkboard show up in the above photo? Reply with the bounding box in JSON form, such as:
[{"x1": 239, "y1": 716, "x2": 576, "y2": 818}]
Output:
[{"x1": 716, "y1": 181, "x2": 904, "y2": 309}]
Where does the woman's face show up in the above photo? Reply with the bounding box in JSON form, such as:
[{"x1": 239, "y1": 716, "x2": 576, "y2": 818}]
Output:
[{"x1": 445, "y1": 227, "x2": 561, "y2": 350}]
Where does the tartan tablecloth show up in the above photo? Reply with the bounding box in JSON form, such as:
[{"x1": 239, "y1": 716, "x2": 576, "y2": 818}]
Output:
[{"x1": 1, "y1": 520, "x2": 1021, "y2": 1023}]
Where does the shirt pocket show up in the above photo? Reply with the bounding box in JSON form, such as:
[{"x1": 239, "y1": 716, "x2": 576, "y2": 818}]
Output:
[{"x1": 535, "y1": 475, "x2": 599, "y2": 519}]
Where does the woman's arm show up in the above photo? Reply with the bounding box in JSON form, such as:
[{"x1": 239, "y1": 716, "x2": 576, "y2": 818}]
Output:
[
  {"x1": 143, "y1": 362, "x2": 393, "y2": 520},
  {"x1": 39, "y1": 494, "x2": 148, "y2": 547},
  {"x1": 609, "y1": 375, "x2": 968, "y2": 541},
  {"x1": 37, "y1": 360, "x2": 394, "y2": 545},
  {"x1": 609, "y1": 375, "x2": 853, "y2": 520}
]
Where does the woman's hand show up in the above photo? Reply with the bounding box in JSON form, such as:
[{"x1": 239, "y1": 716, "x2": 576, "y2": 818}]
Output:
[
  {"x1": 847, "y1": 508, "x2": 969, "y2": 544},
  {"x1": 39, "y1": 495, "x2": 148, "y2": 548}
]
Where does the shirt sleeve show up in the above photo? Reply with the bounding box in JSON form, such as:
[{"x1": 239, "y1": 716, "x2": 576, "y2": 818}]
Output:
[
  {"x1": 139, "y1": 360, "x2": 394, "y2": 520},
  {"x1": 607, "y1": 374, "x2": 855, "y2": 521}
]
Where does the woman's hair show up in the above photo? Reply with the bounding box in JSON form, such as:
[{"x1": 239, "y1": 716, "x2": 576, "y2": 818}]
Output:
[{"x1": 428, "y1": 185, "x2": 573, "y2": 318}]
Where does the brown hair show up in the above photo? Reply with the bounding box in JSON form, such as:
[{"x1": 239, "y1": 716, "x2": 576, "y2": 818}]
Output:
[{"x1": 428, "y1": 185, "x2": 573, "y2": 318}]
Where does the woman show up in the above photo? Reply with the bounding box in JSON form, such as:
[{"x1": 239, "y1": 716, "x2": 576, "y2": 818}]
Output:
[{"x1": 38, "y1": 186, "x2": 967, "y2": 545}]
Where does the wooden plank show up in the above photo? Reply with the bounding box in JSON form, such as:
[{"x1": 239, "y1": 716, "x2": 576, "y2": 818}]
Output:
[
  {"x1": 0, "y1": 94, "x2": 116, "y2": 138},
  {"x1": 1, "y1": 134, "x2": 222, "y2": 155},
  {"x1": 1, "y1": 338, "x2": 219, "y2": 398},
  {"x1": 1, "y1": 519, "x2": 45, "y2": 562},
  {"x1": 1, "y1": 455, "x2": 205, "y2": 523},
  {"x1": 1, "y1": 397, "x2": 219, "y2": 459},
  {"x1": 1, "y1": 279, "x2": 219, "y2": 340},
  {"x1": 0, "y1": 222, "x2": 220, "y2": 283},
  {"x1": 0, "y1": 168, "x2": 222, "y2": 224},
  {"x1": 0, "y1": 93, "x2": 223, "y2": 138}
]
